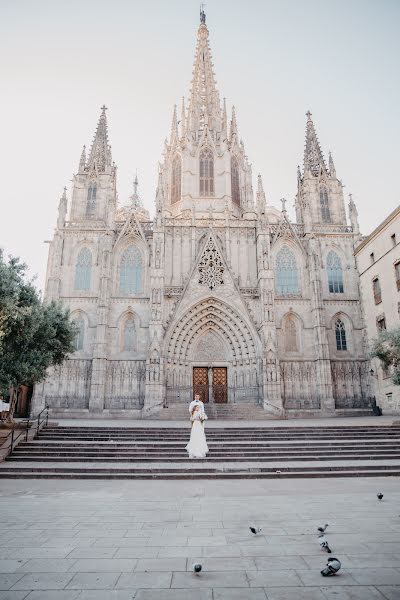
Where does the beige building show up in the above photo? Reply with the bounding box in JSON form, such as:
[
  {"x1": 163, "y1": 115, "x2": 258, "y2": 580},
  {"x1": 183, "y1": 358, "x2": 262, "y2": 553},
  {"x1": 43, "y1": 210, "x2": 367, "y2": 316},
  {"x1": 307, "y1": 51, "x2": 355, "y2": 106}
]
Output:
[
  {"x1": 355, "y1": 206, "x2": 400, "y2": 414},
  {"x1": 32, "y1": 10, "x2": 373, "y2": 419}
]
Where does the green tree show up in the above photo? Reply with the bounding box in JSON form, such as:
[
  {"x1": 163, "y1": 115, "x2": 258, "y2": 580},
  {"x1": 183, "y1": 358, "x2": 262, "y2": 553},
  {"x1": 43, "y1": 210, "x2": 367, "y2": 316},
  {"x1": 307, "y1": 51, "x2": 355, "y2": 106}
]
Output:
[
  {"x1": 370, "y1": 327, "x2": 400, "y2": 385},
  {"x1": 0, "y1": 250, "x2": 76, "y2": 421}
]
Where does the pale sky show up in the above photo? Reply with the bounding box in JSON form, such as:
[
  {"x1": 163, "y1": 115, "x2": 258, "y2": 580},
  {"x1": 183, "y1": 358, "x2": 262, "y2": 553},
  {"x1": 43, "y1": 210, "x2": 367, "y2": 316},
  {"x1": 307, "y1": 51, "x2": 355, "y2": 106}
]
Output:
[{"x1": 1, "y1": 0, "x2": 399, "y2": 291}]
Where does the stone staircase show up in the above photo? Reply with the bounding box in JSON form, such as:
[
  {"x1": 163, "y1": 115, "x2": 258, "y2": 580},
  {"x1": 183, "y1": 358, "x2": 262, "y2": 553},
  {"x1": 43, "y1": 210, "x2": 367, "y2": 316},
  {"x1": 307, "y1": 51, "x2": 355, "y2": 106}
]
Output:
[
  {"x1": 151, "y1": 402, "x2": 271, "y2": 420},
  {"x1": 1, "y1": 423, "x2": 400, "y2": 479}
]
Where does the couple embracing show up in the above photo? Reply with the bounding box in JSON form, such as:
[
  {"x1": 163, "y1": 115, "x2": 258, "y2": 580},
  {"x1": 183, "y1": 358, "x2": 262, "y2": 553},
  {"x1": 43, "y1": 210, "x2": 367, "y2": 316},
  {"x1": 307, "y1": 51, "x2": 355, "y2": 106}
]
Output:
[{"x1": 185, "y1": 393, "x2": 209, "y2": 459}]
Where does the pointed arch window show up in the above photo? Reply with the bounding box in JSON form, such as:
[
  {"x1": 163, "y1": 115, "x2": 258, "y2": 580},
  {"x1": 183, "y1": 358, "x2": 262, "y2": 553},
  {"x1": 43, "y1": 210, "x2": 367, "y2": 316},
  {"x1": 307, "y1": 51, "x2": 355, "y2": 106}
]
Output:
[
  {"x1": 74, "y1": 248, "x2": 92, "y2": 291},
  {"x1": 320, "y1": 187, "x2": 331, "y2": 223},
  {"x1": 171, "y1": 155, "x2": 182, "y2": 204},
  {"x1": 86, "y1": 183, "x2": 97, "y2": 216},
  {"x1": 123, "y1": 317, "x2": 136, "y2": 351},
  {"x1": 276, "y1": 247, "x2": 299, "y2": 295},
  {"x1": 284, "y1": 316, "x2": 299, "y2": 352},
  {"x1": 327, "y1": 251, "x2": 344, "y2": 293},
  {"x1": 120, "y1": 245, "x2": 143, "y2": 294},
  {"x1": 335, "y1": 319, "x2": 347, "y2": 351},
  {"x1": 199, "y1": 147, "x2": 214, "y2": 196},
  {"x1": 231, "y1": 155, "x2": 240, "y2": 206},
  {"x1": 73, "y1": 317, "x2": 85, "y2": 351}
]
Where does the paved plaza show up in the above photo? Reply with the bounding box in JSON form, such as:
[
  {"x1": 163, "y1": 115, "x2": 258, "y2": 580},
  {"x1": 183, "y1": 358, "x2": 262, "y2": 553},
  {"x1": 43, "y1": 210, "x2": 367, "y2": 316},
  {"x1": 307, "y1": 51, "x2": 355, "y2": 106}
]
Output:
[{"x1": 0, "y1": 476, "x2": 400, "y2": 599}]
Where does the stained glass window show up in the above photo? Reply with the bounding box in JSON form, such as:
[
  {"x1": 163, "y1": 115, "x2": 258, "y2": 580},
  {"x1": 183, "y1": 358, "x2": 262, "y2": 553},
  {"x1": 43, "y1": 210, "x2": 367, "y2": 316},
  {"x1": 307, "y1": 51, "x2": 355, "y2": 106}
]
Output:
[
  {"x1": 199, "y1": 148, "x2": 214, "y2": 196},
  {"x1": 123, "y1": 317, "x2": 136, "y2": 351},
  {"x1": 73, "y1": 317, "x2": 84, "y2": 351},
  {"x1": 74, "y1": 248, "x2": 92, "y2": 291},
  {"x1": 276, "y1": 247, "x2": 299, "y2": 295},
  {"x1": 120, "y1": 246, "x2": 143, "y2": 294},
  {"x1": 284, "y1": 316, "x2": 298, "y2": 352},
  {"x1": 327, "y1": 251, "x2": 344, "y2": 293},
  {"x1": 320, "y1": 187, "x2": 331, "y2": 223},
  {"x1": 335, "y1": 319, "x2": 347, "y2": 351},
  {"x1": 86, "y1": 183, "x2": 97, "y2": 216}
]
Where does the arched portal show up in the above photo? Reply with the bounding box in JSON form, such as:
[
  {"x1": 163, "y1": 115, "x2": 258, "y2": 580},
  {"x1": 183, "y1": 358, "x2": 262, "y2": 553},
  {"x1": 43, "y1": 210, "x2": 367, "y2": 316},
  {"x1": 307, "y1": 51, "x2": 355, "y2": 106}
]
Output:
[{"x1": 165, "y1": 297, "x2": 262, "y2": 405}]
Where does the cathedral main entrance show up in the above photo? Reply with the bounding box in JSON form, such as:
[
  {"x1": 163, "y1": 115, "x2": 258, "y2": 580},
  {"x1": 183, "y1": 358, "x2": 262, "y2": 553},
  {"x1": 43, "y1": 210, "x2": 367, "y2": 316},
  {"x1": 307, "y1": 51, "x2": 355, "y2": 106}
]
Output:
[{"x1": 193, "y1": 367, "x2": 228, "y2": 404}]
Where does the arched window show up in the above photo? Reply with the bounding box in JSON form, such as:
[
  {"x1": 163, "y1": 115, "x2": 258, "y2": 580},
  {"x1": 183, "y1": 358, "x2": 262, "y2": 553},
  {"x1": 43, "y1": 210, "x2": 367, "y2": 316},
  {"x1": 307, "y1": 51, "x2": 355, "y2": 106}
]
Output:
[
  {"x1": 171, "y1": 155, "x2": 181, "y2": 204},
  {"x1": 86, "y1": 183, "x2": 97, "y2": 216},
  {"x1": 73, "y1": 317, "x2": 85, "y2": 351},
  {"x1": 231, "y1": 156, "x2": 240, "y2": 206},
  {"x1": 120, "y1": 245, "x2": 143, "y2": 294},
  {"x1": 74, "y1": 248, "x2": 92, "y2": 291},
  {"x1": 320, "y1": 187, "x2": 331, "y2": 223},
  {"x1": 199, "y1": 148, "x2": 214, "y2": 196},
  {"x1": 335, "y1": 319, "x2": 347, "y2": 351},
  {"x1": 327, "y1": 251, "x2": 344, "y2": 293},
  {"x1": 284, "y1": 316, "x2": 298, "y2": 352},
  {"x1": 276, "y1": 247, "x2": 299, "y2": 295},
  {"x1": 123, "y1": 317, "x2": 136, "y2": 351}
]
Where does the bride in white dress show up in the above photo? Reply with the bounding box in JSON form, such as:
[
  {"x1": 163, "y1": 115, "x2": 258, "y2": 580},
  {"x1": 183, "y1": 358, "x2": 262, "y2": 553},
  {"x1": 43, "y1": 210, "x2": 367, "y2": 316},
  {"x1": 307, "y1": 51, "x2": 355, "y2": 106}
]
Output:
[{"x1": 185, "y1": 404, "x2": 209, "y2": 459}]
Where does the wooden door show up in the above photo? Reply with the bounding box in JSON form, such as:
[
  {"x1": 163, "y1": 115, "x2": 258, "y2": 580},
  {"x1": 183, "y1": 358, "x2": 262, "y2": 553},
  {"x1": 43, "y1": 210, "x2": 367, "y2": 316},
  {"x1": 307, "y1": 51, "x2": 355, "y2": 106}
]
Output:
[
  {"x1": 193, "y1": 367, "x2": 209, "y2": 403},
  {"x1": 212, "y1": 367, "x2": 228, "y2": 403}
]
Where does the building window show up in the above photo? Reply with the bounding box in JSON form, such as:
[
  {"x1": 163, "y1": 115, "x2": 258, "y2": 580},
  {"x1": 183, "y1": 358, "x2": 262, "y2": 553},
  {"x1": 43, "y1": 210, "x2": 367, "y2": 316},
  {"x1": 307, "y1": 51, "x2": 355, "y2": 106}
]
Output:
[
  {"x1": 123, "y1": 317, "x2": 136, "y2": 351},
  {"x1": 73, "y1": 317, "x2": 84, "y2": 351},
  {"x1": 320, "y1": 187, "x2": 331, "y2": 223},
  {"x1": 86, "y1": 183, "x2": 97, "y2": 216},
  {"x1": 376, "y1": 315, "x2": 386, "y2": 332},
  {"x1": 370, "y1": 252, "x2": 375, "y2": 264},
  {"x1": 373, "y1": 277, "x2": 382, "y2": 304},
  {"x1": 199, "y1": 148, "x2": 214, "y2": 196},
  {"x1": 335, "y1": 319, "x2": 347, "y2": 351},
  {"x1": 276, "y1": 247, "x2": 299, "y2": 295},
  {"x1": 327, "y1": 250, "x2": 344, "y2": 293},
  {"x1": 120, "y1": 245, "x2": 143, "y2": 294},
  {"x1": 391, "y1": 233, "x2": 396, "y2": 247},
  {"x1": 171, "y1": 155, "x2": 181, "y2": 204},
  {"x1": 231, "y1": 155, "x2": 240, "y2": 206},
  {"x1": 395, "y1": 262, "x2": 400, "y2": 291},
  {"x1": 284, "y1": 316, "x2": 298, "y2": 352},
  {"x1": 74, "y1": 248, "x2": 92, "y2": 291}
]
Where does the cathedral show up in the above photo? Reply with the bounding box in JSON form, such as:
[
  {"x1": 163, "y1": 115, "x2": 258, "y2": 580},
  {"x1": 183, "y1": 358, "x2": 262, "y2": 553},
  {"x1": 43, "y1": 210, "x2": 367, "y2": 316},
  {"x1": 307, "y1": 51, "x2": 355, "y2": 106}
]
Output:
[{"x1": 31, "y1": 10, "x2": 373, "y2": 419}]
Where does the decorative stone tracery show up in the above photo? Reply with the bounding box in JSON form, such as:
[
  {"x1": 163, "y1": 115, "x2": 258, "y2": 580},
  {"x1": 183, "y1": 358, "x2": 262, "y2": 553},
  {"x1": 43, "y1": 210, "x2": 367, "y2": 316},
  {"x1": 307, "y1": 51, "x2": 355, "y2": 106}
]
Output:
[{"x1": 198, "y1": 236, "x2": 224, "y2": 290}]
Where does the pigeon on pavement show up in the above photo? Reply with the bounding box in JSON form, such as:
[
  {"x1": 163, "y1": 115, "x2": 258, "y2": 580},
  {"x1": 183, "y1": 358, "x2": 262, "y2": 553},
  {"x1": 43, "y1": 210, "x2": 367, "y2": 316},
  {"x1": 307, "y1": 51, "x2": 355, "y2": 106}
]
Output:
[
  {"x1": 192, "y1": 563, "x2": 202, "y2": 574},
  {"x1": 319, "y1": 535, "x2": 332, "y2": 553},
  {"x1": 250, "y1": 527, "x2": 262, "y2": 535},
  {"x1": 318, "y1": 524, "x2": 329, "y2": 533},
  {"x1": 321, "y1": 557, "x2": 341, "y2": 576},
  {"x1": 377, "y1": 493, "x2": 384, "y2": 500}
]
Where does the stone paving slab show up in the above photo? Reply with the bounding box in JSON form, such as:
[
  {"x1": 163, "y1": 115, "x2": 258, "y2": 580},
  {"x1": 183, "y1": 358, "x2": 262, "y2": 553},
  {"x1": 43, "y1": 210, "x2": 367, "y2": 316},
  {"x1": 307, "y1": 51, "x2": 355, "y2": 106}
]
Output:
[{"x1": 0, "y1": 477, "x2": 399, "y2": 598}]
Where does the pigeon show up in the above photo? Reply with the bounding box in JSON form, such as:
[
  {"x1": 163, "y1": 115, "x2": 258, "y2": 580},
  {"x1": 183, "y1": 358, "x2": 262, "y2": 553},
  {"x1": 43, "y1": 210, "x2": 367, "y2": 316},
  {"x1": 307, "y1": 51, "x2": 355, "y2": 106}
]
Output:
[
  {"x1": 192, "y1": 563, "x2": 202, "y2": 574},
  {"x1": 321, "y1": 557, "x2": 341, "y2": 577},
  {"x1": 377, "y1": 493, "x2": 384, "y2": 501},
  {"x1": 318, "y1": 524, "x2": 329, "y2": 533},
  {"x1": 250, "y1": 527, "x2": 262, "y2": 535},
  {"x1": 319, "y1": 536, "x2": 332, "y2": 553}
]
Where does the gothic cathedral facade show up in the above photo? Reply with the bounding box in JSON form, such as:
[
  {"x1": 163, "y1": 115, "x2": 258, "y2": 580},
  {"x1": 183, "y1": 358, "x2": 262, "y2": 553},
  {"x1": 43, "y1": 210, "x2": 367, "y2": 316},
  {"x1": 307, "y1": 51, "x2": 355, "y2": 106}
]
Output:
[{"x1": 32, "y1": 13, "x2": 372, "y2": 418}]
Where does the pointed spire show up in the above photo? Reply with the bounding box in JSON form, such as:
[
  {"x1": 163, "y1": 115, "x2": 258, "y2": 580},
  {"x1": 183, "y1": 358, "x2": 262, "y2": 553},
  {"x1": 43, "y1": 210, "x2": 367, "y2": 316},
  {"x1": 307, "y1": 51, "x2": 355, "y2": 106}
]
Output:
[
  {"x1": 222, "y1": 97, "x2": 228, "y2": 138},
  {"x1": 280, "y1": 198, "x2": 287, "y2": 213},
  {"x1": 79, "y1": 145, "x2": 86, "y2": 172},
  {"x1": 188, "y1": 13, "x2": 222, "y2": 135},
  {"x1": 129, "y1": 172, "x2": 142, "y2": 209},
  {"x1": 230, "y1": 105, "x2": 238, "y2": 139},
  {"x1": 57, "y1": 187, "x2": 68, "y2": 228},
  {"x1": 256, "y1": 174, "x2": 267, "y2": 215},
  {"x1": 303, "y1": 111, "x2": 327, "y2": 176},
  {"x1": 170, "y1": 104, "x2": 178, "y2": 143},
  {"x1": 86, "y1": 105, "x2": 112, "y2": 173},
  {"x1": 329, "y1": 151, "x2": 336, "y2": 178},
  {"x1": 180, "y1": 97, "x2": 186, "y2": 138}
]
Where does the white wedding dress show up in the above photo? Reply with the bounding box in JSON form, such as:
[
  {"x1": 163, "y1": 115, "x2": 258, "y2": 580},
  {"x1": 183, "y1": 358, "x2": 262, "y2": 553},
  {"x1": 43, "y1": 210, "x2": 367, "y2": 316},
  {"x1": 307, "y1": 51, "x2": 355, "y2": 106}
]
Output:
[{"x1": 185, "y1": 413, "x2": 209, "y2": 459}]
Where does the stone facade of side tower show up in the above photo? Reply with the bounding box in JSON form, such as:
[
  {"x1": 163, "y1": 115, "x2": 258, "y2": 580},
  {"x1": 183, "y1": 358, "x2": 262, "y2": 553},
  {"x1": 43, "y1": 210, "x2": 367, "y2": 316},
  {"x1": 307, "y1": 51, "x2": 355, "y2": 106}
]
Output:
[{"x1": 31, "y1": 11, "x2": 373, "y2": 419}]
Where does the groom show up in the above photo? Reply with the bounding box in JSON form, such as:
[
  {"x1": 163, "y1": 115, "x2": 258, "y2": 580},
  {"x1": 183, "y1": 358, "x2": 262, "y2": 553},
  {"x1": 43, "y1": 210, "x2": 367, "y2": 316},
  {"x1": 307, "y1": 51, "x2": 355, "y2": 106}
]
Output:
[{"x1": 189, "y1": 393, "x2": 205, "y2": 419}]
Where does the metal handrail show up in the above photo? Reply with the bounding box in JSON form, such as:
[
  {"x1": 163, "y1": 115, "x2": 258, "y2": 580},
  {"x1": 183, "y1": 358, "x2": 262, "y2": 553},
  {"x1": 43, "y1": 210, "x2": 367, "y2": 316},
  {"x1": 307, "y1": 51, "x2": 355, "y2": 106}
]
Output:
[{"x1": 2, "y1": 406, "x2": 49, "y2": 459}]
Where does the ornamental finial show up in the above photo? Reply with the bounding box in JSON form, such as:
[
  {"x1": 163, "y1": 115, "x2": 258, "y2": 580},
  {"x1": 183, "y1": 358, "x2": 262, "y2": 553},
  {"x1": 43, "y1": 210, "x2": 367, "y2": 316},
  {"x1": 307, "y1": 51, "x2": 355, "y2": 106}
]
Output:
[{"x1": 200, "y1": 3, "x2": 206, "y2": 24}]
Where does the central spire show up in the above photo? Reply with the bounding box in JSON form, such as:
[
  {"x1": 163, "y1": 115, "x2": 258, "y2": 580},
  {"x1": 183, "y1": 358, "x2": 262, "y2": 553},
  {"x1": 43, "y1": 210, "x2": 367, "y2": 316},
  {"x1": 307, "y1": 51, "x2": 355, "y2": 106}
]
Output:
[
  {"x1": 303, "y1": 111, "x2": 327, "y2": 177},
  {"x1": 188, "y1": 10, "x2": 222, "y2": 135},
  {"x1": 86, "y1": 105, "x2": 112, "y2": 173}
]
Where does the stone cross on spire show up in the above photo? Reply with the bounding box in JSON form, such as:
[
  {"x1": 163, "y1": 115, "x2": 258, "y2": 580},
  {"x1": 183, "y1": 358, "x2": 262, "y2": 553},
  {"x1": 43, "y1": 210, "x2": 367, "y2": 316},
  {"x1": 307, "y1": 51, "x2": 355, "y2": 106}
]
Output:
[{"x1": 280, "y1": 198, "x2": 287, "y2": 213}]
